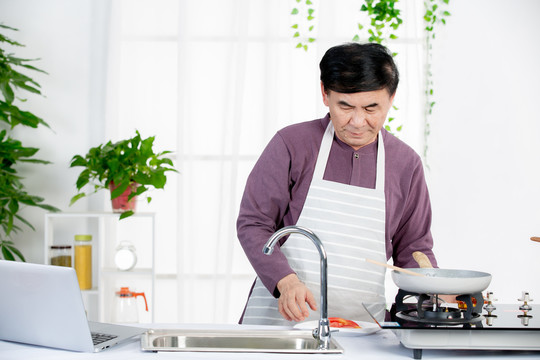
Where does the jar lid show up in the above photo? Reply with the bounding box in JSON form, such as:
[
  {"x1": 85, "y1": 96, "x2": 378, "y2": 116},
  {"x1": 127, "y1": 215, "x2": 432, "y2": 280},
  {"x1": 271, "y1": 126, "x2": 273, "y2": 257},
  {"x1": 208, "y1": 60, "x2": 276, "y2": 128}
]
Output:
[
  {"x1": 74, "y1": 234, "x2": 92, "y2": 241},
  {"x1": 50, "y1": 245, "x2": 72, "y2": 249}
]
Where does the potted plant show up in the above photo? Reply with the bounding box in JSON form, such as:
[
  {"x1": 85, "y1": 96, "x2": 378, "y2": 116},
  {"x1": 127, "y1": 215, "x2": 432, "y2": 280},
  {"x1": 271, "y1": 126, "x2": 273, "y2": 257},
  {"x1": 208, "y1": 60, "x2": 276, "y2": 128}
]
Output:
[
  {"x1": 0, "y1": 24, "x2": 59, "y2": 261},
  {"x1": 69, "y1": 130, "x2": 176, "y2": 219}
]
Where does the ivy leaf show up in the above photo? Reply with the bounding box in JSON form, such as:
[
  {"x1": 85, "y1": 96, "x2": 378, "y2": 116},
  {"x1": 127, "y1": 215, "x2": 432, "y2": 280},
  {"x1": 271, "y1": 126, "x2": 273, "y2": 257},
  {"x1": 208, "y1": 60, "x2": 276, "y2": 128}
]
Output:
[
  {"x1": 291, "y1": 8, "x2": 299, "y2": 15},
  {"x1": 119, "y1": 210, "x2": 134, "y2": 220},
  {"x1": 6, "y1": 243, "x2": 25, "y2": 262},
  {"x1": 296, "y1": 43, "x2": 303, "y2": 48},
  {"x1": 293, "y1": 32, "x2": 300, "y2": 38},
  {"x1": 352, "y1": 34, "x2": 360, "y2": 42},
  {"x1": 291, "y1": 24, "x2": 298, "y2": 29},
  {"x1": 1, "y1": 246, "x2": 15, "y2": 261}
]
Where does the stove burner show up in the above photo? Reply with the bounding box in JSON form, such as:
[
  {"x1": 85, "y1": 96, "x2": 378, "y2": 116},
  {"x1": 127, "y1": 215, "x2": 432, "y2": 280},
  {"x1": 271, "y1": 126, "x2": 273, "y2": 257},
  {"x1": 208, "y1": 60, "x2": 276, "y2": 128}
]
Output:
[
  {"x1": 393, "y1": 289, "x2": 485, "y2": 326},
  {"x1": 396, "y1": 307, "x2": 484, "y2": 326}
]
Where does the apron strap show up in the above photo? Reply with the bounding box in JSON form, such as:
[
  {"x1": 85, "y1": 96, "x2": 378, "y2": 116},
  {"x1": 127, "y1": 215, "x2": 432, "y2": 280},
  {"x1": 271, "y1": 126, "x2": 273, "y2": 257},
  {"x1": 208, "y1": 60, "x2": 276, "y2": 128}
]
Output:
[{"x1": 313, "y1": 122, "x2": 385, "y2": 191}]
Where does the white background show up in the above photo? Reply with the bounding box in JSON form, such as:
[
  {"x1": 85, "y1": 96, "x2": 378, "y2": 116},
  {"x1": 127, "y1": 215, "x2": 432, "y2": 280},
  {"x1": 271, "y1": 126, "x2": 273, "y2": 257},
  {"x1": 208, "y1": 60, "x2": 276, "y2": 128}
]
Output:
[{"x1": 1, "y1": 0, "x2": 539, "y2": 323}]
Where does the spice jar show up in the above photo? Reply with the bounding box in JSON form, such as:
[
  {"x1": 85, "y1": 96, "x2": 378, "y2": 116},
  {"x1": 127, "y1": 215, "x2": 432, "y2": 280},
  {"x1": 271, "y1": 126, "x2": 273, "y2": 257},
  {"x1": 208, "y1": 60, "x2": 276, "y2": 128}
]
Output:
[
  {"x1": 49, "y1": 245, "x2": 72, "y2": 267},
  {"x1": 74, "y1": 234, "x2": 92, "y2": 290}
]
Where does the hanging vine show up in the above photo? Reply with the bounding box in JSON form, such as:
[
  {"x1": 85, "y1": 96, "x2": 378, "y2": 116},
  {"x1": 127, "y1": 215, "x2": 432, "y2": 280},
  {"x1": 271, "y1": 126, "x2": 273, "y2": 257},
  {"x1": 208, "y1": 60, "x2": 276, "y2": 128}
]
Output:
[
  {"x1": 290, "y1": 0, "x2": 316, "y2": 51},
  {"x1": 423, "y1": 0, "x2": 451, "y2": 162},
  {"x1": 353, "y1": 0, "x2": 403, "y2": 47}
]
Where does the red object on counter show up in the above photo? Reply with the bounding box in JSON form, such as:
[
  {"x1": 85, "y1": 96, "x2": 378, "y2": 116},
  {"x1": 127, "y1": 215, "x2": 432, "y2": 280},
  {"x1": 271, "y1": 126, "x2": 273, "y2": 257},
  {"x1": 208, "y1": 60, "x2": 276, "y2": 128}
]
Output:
[{"x1": 328, "y1": 317, "x2": 361, "y2": 329}]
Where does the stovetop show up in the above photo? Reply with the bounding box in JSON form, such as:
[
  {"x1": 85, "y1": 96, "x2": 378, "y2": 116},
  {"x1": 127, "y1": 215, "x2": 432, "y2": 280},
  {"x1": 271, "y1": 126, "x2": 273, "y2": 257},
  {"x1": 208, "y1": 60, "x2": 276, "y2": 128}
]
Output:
[
  {"x1": 365, "y1": 291, "x2": 539, "y2": 359},
  {"x1": 379, "y1": 290, "x2": 538, "y2": 331},
  {"x1": 381, "y1": 303, "x2": 539, "y2": 330}
]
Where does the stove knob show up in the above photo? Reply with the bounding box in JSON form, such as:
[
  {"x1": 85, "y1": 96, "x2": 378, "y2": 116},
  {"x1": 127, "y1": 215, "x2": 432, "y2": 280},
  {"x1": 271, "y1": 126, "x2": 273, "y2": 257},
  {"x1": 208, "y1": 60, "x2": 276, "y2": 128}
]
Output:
[
  {"x1": 483, "y1": 292, "x2": 497, "y2": 313},
  {"x1": 518, "y1": 291, "x2": 533, "y2": 303},
  {"x1": 485, "y1": 316, "x2": 495, "y2": 326},
  {"x1": 485, "y1": 291, "x2": 497, "y2": 302},
  {"x1": 518, "y1": 314, "x2": 531, "y2": 326}
]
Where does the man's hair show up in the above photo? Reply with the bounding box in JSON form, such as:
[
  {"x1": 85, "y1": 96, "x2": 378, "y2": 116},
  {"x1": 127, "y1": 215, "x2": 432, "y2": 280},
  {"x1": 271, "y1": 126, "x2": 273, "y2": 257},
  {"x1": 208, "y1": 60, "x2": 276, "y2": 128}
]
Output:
[{"x1": 319, "y1": 42, "x2": 399, "y2": 96}]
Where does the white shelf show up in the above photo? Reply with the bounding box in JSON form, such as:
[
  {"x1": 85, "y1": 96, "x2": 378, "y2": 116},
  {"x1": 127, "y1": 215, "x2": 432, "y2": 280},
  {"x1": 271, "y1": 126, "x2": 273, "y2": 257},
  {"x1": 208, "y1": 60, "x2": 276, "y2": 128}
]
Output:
[{"x1": 44, "y1": 212, "x2": 156, "y2": 323}]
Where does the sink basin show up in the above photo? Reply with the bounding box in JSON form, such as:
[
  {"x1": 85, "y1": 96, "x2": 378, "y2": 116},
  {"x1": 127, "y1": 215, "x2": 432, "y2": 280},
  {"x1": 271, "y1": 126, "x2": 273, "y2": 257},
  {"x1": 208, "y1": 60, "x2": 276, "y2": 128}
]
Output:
[{"x1": 140, "y1": 328, "x2": 343, "y2": 354}]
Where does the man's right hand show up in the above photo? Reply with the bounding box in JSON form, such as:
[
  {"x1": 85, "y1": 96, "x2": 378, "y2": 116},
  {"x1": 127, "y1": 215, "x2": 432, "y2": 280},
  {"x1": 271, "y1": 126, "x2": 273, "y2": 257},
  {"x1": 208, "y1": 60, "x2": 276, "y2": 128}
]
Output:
[{"x1": 276, "y1": 273, "x2": 317, "y2": 322}]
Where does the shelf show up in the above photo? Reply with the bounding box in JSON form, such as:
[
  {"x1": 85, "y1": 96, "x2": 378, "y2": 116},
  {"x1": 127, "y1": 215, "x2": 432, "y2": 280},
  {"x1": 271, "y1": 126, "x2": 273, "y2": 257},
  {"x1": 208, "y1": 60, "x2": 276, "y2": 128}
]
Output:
[{"x1": 44, "y1": 212, "x2": 156, "y2": 323}]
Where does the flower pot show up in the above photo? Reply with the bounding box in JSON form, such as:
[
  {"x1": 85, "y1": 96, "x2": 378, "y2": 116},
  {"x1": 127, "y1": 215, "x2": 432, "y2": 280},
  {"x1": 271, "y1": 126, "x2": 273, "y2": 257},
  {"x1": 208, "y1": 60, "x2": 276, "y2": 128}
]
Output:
[{"x1": 109, "y1": 182, "x2": 138, "y2": 213}]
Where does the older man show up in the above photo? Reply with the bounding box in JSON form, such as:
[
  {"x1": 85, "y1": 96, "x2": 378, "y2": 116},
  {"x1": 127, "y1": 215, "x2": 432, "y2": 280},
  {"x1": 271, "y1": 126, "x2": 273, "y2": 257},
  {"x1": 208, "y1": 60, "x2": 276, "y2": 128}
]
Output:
[{"x1": 237, "y1": 42, "x2": 437, "y2": 325}]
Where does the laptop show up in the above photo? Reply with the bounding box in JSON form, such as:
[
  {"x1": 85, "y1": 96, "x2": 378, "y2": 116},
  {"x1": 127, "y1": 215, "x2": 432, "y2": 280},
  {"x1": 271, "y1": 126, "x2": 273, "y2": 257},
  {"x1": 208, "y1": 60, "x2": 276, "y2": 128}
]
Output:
[{"x1": 0, "y1": 260, "x2": 147, "y2": 352}]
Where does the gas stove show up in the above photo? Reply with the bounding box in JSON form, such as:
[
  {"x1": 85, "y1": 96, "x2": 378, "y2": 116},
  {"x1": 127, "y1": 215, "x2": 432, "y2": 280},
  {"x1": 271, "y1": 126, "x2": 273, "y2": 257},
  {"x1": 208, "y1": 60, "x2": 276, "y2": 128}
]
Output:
[{"x1": 367, "y1": 290, "x2": 540, "y2": 359}]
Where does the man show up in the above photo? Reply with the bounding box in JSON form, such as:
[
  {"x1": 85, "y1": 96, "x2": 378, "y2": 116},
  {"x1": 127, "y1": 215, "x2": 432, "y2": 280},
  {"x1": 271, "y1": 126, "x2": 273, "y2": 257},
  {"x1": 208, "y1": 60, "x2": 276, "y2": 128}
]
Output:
[{"x1": 237, "y1": 42, "x2": 437, "y2": 325}]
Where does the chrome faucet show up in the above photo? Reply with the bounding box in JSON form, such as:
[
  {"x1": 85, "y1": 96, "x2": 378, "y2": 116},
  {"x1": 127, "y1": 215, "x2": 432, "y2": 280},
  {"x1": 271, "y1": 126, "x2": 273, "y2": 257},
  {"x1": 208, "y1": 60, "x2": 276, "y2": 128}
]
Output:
[{"x1": 263, "y1": 225, "x2": 331, "y2": 350}]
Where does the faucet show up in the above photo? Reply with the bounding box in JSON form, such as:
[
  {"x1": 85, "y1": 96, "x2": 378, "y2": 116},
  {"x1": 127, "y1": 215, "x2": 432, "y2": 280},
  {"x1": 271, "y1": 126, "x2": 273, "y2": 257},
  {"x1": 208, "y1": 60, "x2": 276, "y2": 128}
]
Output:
[{"x1": 263, "y1": 225, "x2": 331, "y2": 350}]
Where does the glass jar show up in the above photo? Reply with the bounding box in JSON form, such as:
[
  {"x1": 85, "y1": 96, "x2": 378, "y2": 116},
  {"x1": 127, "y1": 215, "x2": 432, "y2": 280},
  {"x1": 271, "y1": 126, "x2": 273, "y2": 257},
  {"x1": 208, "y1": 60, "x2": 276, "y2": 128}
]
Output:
[
  {"x1": 74, "y1": 234, "x2": 92, "y2": 290},
  {"x1": 49, "y1": 245, "x2": 72, "y2": 267}
]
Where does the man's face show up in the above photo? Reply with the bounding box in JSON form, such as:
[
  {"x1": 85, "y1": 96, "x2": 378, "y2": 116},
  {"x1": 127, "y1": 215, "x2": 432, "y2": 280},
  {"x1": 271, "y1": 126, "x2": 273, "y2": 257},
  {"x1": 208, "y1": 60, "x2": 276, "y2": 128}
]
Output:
[{"x1": 321, "y1": 84, "x2": 395, "y2": 150}]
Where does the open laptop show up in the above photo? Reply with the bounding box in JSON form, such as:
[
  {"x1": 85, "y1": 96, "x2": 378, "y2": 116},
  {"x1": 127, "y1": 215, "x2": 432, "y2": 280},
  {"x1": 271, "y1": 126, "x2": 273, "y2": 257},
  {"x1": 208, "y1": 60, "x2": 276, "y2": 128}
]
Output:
[{"x1": 0, "y1": 260, "x2": 147, "y2": 352}]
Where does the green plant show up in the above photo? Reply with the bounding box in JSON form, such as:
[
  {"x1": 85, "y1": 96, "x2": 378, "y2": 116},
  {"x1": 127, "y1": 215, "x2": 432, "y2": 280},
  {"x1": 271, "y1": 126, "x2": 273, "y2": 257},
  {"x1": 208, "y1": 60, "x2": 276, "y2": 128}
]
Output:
[
  {"x1": 69, "y1": 130, "x2": 176, "y2": 219},
  {"x1": 0, "y1": 24, "x2": 59, "y2": 261},
  {"x1": 354, "y1": 0, "x2": 403, "y2": 46}
]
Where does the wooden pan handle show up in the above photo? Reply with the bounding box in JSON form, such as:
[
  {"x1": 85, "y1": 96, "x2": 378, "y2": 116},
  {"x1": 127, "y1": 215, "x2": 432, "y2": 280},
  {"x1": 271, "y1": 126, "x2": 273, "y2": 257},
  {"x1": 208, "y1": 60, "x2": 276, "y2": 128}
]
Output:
[
  {"x1": 531, "y1": 237, "x2": 540, "y2": 243},
  {"x1": 365, "y1": 258, "x2": 425, "y2": 277},
  {"x1": 413, "y1": 251, "x2": 433, "y2": 268}
]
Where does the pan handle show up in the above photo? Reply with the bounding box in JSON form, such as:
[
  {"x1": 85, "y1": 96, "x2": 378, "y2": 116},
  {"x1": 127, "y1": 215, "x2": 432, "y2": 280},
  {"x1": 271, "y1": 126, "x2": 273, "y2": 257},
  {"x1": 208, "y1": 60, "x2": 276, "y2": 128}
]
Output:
[{"x1": 412, "y1": 251, "x2": 433, "y2": 268}]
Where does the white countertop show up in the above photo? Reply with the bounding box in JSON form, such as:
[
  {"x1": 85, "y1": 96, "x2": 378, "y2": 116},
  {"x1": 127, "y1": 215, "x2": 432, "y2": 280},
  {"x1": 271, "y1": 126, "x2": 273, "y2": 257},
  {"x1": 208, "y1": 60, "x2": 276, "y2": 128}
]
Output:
[{"x1": 1, "y1": 323, "x2": 539, "y2": 360}]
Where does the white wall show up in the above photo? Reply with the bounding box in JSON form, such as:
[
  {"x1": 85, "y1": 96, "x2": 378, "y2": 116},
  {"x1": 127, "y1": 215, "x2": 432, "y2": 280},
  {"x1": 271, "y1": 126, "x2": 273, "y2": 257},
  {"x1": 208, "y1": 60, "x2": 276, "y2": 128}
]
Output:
[
  {"x1": 2, "y1": 0, "x2": 539, "y2": 305},
  {"x1": 426, "y1": 0, "x2": 540, "y2": 303}
]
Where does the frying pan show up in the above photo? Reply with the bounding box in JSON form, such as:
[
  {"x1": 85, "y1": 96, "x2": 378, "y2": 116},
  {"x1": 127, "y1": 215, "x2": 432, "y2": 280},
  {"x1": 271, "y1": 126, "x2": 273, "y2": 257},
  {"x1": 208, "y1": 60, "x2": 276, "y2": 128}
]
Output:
[{"x1": 391, "y1": 268, "x2": 492, "y2": 295}]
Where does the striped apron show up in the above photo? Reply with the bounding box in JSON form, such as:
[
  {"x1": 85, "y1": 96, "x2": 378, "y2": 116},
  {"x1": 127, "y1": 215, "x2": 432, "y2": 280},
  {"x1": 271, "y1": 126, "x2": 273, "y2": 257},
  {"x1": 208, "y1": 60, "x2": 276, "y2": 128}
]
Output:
[{"x1": 242, "y1": 122, "x2": 387, "y2": 325}]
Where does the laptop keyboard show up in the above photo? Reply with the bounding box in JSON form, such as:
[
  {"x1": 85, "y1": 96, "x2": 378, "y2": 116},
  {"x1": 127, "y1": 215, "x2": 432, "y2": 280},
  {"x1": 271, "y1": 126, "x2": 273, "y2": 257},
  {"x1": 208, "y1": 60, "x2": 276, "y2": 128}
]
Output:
[{"x1": 91, "y1": 332, "x2": 118, "y2": 345}]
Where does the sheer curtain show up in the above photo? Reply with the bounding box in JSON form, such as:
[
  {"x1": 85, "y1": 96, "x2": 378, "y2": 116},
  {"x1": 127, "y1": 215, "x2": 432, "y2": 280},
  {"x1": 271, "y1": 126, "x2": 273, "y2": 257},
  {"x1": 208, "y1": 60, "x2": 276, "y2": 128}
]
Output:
[{"x1": 104, "y1": 0, "x2": 426, "y2": 323}]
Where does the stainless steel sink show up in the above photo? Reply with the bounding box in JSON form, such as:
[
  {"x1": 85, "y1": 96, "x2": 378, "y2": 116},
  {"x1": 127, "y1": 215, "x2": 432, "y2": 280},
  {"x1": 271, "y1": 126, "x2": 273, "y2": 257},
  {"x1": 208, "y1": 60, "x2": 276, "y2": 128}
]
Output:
[{"x1": 140, "y1": 328, "x2": 343, "y2": 354}]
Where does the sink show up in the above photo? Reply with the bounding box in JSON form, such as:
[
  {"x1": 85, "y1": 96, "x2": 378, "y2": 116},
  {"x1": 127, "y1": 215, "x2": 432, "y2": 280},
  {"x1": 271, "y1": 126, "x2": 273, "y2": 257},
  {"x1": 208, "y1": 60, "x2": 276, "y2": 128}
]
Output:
[{"x1": 140, "y1": 328, "x2": 343, "y2": 354}]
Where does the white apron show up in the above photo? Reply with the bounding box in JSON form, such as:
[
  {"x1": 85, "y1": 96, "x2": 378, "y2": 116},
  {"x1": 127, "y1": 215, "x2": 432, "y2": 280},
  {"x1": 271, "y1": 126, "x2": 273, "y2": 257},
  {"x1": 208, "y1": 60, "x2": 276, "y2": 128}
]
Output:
[{"x1": 242, "y1": 122, "x2": 387, "y2": 325}]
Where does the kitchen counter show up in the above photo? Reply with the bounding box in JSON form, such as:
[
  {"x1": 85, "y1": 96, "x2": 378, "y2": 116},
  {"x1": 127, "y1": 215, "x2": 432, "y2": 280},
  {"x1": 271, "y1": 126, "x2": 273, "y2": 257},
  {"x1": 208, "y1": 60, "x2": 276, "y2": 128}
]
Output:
[{"x1": 1, "y1": 323, "x2": 539, "y2": 360}]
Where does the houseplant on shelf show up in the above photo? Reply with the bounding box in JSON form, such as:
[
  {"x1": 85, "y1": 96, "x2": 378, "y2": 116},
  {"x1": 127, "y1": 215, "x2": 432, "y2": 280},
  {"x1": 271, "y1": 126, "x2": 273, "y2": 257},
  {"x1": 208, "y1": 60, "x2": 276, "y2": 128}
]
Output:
[{"x1": 69, "y1": 130, "x2": 176, "y2": 219}]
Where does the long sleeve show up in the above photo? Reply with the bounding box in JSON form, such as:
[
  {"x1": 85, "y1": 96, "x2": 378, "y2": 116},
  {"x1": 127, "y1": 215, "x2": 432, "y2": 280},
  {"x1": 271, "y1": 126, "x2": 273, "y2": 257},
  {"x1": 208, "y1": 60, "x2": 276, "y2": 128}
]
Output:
[
  {"x1": 237, "y1": 132, "x2": 298, "y2": 297},
  {"x1": 385, "y1": 153, "x2": 438, "y2": 269}
]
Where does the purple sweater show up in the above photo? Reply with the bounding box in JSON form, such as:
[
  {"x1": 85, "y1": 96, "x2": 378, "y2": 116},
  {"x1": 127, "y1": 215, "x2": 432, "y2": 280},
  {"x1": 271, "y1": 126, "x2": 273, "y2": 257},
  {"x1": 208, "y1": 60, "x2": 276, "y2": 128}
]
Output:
[{"x1": 237, "y1": 115, "x2": 438, "y2": 298}]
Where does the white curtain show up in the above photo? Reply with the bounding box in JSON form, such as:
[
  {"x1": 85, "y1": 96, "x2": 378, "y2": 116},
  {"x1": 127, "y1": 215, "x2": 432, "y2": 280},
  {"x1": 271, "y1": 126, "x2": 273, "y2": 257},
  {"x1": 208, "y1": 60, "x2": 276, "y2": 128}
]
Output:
[{"x1": 104, "y1": 0, "x2": 426, "y2": 323}]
